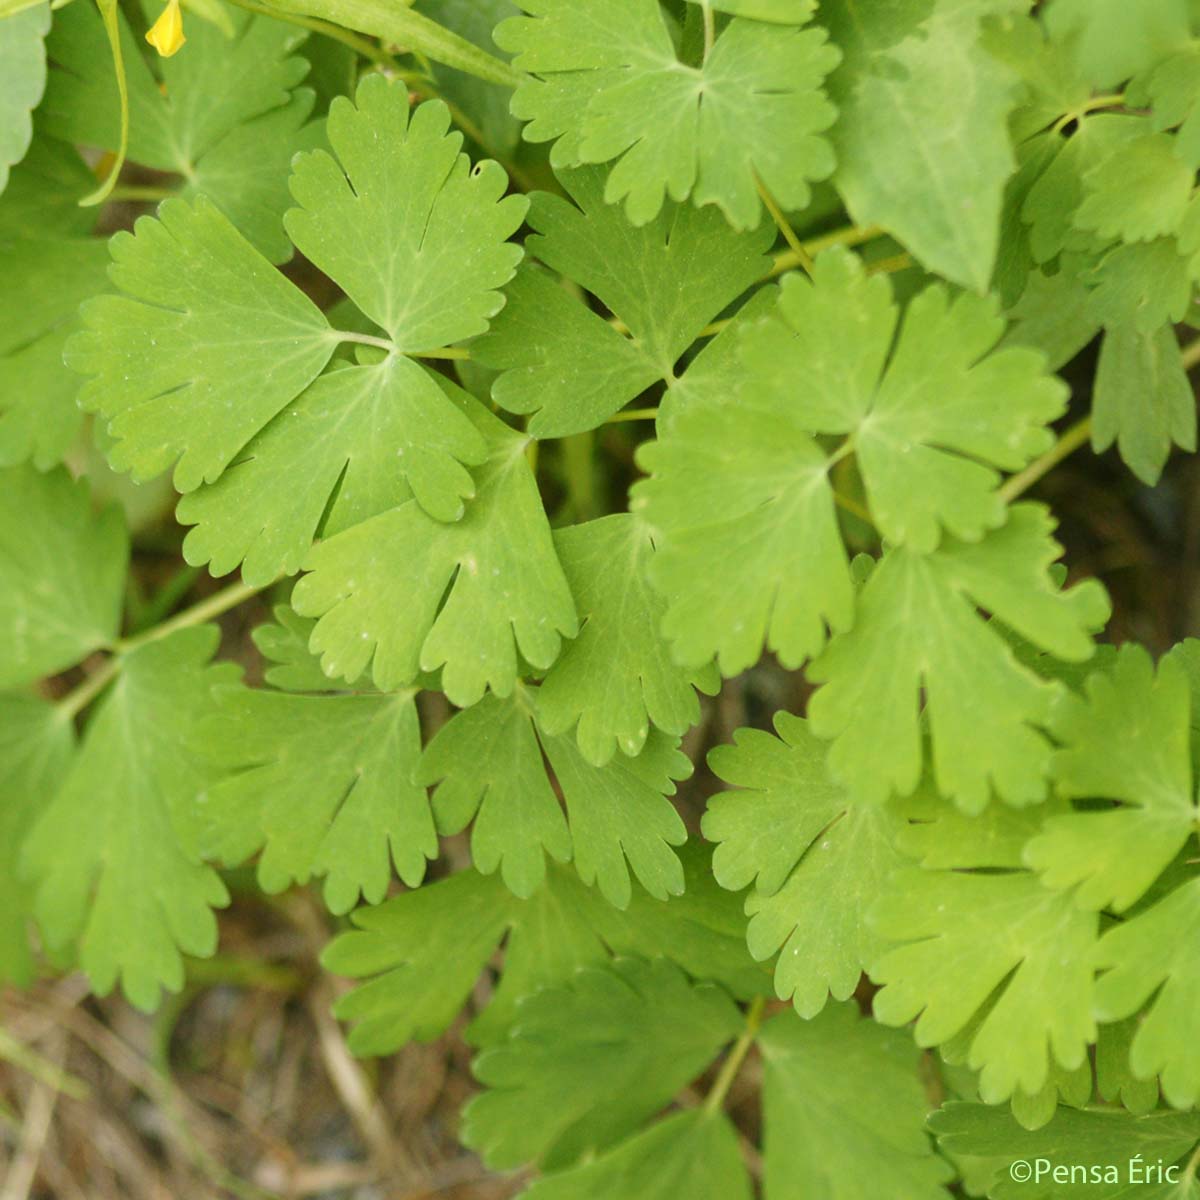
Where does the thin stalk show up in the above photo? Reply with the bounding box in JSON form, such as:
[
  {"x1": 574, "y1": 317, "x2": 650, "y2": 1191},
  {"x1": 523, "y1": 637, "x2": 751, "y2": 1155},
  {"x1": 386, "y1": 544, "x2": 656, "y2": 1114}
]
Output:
[
  {"x1": 701, "y1": 1, "x2": 715, "y2": 61},
  {"x1": 833, "y1": 489, "x2": 874, "y2": 526},
  {"x1": 224, "y1": 0, "x2": 400, "y2": 65},
  {"x1": 770, "y1": 222, "x2": 884, "y2": 277},
  {"x1": 58, "y1": 579, "x2": 272, "y2": 721},
  {"x1": 704, "y1": 996, "x2": 765, "y2": 1114},
  {"x1": 333, "y1": 329, "x2": 396, "y2": 353},
  {"x1": 756, "y1": 177, "x2": 814, "y2": 277},
  {"x1": 1053, "y1": 92, "x2": 1127, "y2": 133},
  {"x1": 605, "y1": 407, "x2": 659, "y2": 424},
  {"x1": 998, "y1": 416, "x2": 1093, "y2": 503}
]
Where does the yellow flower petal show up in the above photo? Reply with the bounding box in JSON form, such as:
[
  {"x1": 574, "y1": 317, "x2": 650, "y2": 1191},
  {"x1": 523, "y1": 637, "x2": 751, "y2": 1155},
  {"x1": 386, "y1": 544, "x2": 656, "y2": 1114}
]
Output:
[{"x1": 145, "y1": 0, "x2": 186, "y2": 58}]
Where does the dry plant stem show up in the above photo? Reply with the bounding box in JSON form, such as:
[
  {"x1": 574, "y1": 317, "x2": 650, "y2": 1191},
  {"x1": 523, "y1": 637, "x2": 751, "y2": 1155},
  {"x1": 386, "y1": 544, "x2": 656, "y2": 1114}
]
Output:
[
  {"x1": 998, "y1": 416, "x2": 1093, "y2": 503},
  {"x1": 1, "y1": 1033, "x2": 66, "y2": 1200}
]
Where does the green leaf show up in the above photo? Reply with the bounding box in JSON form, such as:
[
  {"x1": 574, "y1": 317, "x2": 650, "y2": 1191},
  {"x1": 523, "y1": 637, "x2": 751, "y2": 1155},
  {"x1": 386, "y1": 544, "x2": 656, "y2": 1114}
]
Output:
[
  {"x1": 931, "y1": 1102, "x2": 1200, "y2": 1198},
  {"x1": 475, "y1": 166, "x2": 772, "y2": 435},
  {"x1": 1084, "y1": 240, "x2": 1192, "y2": 334},
  {"x1": 1020, "y1": 115, "x2": 1145, "y2": 265},
  {"x1": 705, "y1": 713, "x2": 907, "y2": 1017},
  {"x1": 0, "y1": 134, "x2": 97, "y2": 239},
  {"x1": 42, "y1": 0, "x2": 316, "y2": 259},
  {"x1": 759, "y1": 1005, "x2": 953, "y2": 1200},
  {"x1": 1093, "y1": 875, "x2": 1200, "y2": 1109},
  {"x1": 463, "y1": 956, "x2": 742, "y2": 1170},
  {"x1": 496, "y1": 0, "x2": 839, "y2": 227},
  {"x1": 0, "y1": 1, "x2": 49, "y2": 193},
  {"x1": 72, "y1": 77, "x2": 530, "y2": 546},
  {"x1": 823, "y1": 0, "x2": 1018, "y2": 291},
  {"x1": 738, "y1": 249, "x2": 1069, "y2": 552},
  {"x1": 1095, "y1": 1017, "x2": 1161, "y2": 1116},
  {"x1": 198, "y1": 685, "x2": 435, "y2": 913},
  {"x1": 1024, "y1": 645, "x2": 1197, "y2": 912},
  {"x1": 67, "y1": 195, "x2": 335, "y2": 492},
  {"x1": 322, "y1": 848, "x2": 765, "y2": 1054},
  {"x1": 178, "y1": 362, "x2": 484, "y2": 583},
  {"x1": 808, "y1": 505, "x2": 1109, "y2": 811},
  {"x1": 871, "y1": 867, "x2": 1098, "y2": 1103},
  {"x1": 537, "y1": 514, "x2": 705, "y2": 764},
  {"x1": 1075, "y1": 133, "x2": 1195, "y2": 244},
  {"x1": 1043, "y1": 0, "x2": 1191, "y2": 90},
  {"x1": 1092, "y1": 322, "x2": 1197, "y2": 486},
  {"x1": 259, "y1": 0, "x2": 522, "y2": 87},
  {"x1": 250, "y1": 603, "x2": 334, "y2": 692},
  {"x1": 418, "y1": 0, "x2": 523, "y2": 157},
  {"x1": 285, "y1": 75, "x2": 528, "y2": 351},
  {"x1": 0, "y1": 236, "x2": 111, "y2": 469},
  {"x1": 1000, "y1": 267, "x2": 1099, "y2": 372},
  {"x1": 0, "y1": 465, "x2": 128, "y2": 688},
  {"x1": 23, "y1": 627, "x2": 239, "y2": 1011},
  {"x1": 1131, "y1": 46, "x2": 1200, "y2": 165},
  {"x1": 0, "y1": 694, "x2": 73, "y2": 985},
  {"x1": 419, "y1": 690, "x2": 688, "y2": 905},
  {"x1": 293, "y1": 403, "x2": 577, "y2": 705},
  {"x1": 523, "y1": 1109, "x2": 752, "y2": 1200}
]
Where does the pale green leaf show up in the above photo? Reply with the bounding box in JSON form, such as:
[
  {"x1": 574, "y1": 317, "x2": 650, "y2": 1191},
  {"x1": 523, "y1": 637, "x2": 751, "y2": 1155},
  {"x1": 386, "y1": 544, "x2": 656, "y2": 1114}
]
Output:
[
  {"x1": 1043, "y1": 0, "x2": 1190, "y2": 89},
  {"x1": 497, "y1": 0, "x2": 839, "y2": 227},
  {"x1": 67, "y1": 195, "x2": 334, "y2": 492},
  {"x1": 759, "y1": 1004, "x2": 953, "y2": 1200},
  {"x1": 871, "y1": 868, "x2": 1098, "y2": 1103},
  {"x1": 322, "y1": 848, "x2": 765, "y2": 1054},
  {"x1": 476, "y1": 166, "x2": 772, "y2": 435},
  {"x1": 523, "y1": 1109, "x2": 752, "y2": 1200},
  {"x1": 419, "y1": 689, "x2": 687, "y2": 905},
  {"x1": 198, "y1": 685, "x2": 435, "y2": 913},
  {"x1": 705, "y1": 713, "x2": 907, "y2": 1016},
  {"x1": 1025, "y1": 646, "x2": 1197, "y2": 912},
  {"x1": 1093, "y1": 875, "x2": 1200, "y2": 1108},
  {"x1": 808, "y1": 505, "x2": 1109, "y2": 810},
  {"x1": 537, "y1": 514, "x2": 704, "y2": 764},
  {"x1": 42, "y1": 0, "x2": 315, "y2": 258},
  {"x1": 0, "y1": 236, "x2": 110, "y2": 469},
  {"x1": 0, "y1": 465, "x2": 128, "y2": 688},
  {"x1": 293, "y1": 402, "x2": 576, "y2": 704},
  {"x1": 0, "y1": 694, "x2": 73, "y2": 985},
  {"x1": 931, "y1": 1102, "x2": 1200, "y2": 1198},
  {"x1": 738, "y1": 248, "x2": 1068, "y2": 551},
  {"x1": 23, "y1": 627, "x2": 238, "y2": 1011},
  {"x1": 1092, "y1": 322, "x2": 1197, "y2": 486},
  {"x1": 285, "y1": 75, "x2": 528, "y2": 350},
  {"x1": 463, "y1": 957, "x2": 742, "y2": 1170},
  {"x1": 1075, "y1": 133, "x2": 1194, "y2": 243},
  {"x1": 823, "y1": 0, "x2": 1018, "y2": 290},
  {"x1": 0, "y1": 2, "x2": 49, "y2": 193}
]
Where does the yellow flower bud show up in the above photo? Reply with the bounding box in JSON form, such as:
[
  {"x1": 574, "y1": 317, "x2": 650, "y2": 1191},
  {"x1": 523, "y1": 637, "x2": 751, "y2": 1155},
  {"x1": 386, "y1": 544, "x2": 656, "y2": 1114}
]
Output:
[{"x1": 145, "y1": 0, "x2": 186, "y2": 58}]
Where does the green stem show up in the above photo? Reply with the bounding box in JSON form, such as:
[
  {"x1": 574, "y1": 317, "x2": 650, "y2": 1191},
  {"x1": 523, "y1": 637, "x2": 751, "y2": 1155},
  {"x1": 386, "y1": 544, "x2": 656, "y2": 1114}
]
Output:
[
  {"x1": 1053, "y1": 91, "x2": 1127, "y2": 133},
  {"x1": 757, "y1": 177, "x2": 814, "y2": 277},
  {"x1": 998, "y1": 416, "x2": 1093, "y2": 503},
  {"x1": 333, "y1": 329, "x2": 395, "y2": 353},
  {"x1": 704, "y1": 996, "x2": 765, "y2": 1114},
  {"x1": 769, "y1": 222, "x2": 885, "y2": 277},
  {"x1": 253, "y1": 0, "x2": 523, "y2": 87},
  {"x1": 81, "y1": 0, "x2": 129, "y2": 207},
  {"x1": 411, "y1": 346, "x2": 471, "y2": 360},
  {"x1": 224, "y1": 0, "x2": 406, "y2": 67},
  {"x1": 605, "y1": 406, "x2": 659, "y2": 424},
  {"x1": 701, "y1": 1, "x2": 715, "y2": 61},
  {"x1": 57, "y1": 579, "x2": 271, "y2": 721}
]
